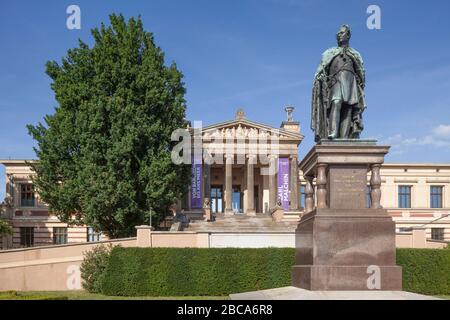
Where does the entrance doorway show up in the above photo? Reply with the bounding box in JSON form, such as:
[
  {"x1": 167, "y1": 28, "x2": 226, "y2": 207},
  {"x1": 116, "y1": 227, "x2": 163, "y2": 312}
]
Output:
[
  {"x1": 211, "y1": 186, "x2": 223, "y2": 213},
  {"x1": 232, "y1": 185, "x2": 243, "y2": 214}
]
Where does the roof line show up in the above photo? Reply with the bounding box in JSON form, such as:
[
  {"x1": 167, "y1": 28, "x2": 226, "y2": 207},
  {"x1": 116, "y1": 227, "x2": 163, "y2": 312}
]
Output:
[{"x1": 199, "y1": 118, "x2": 304, "y2": 139}]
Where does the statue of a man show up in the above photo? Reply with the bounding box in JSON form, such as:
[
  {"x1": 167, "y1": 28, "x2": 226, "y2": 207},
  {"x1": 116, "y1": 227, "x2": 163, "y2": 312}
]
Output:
[{"x1": 311, "y1": 25, "x2": 366, "y2": 142}]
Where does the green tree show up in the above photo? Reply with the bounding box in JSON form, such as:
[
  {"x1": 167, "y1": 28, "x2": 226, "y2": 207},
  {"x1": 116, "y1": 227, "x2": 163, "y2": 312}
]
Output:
[
  {"x1": 0, "y1": 219, "x2": 12, "y2": 236},
  {"x1": 27, "y1": 14, "x2": 191, "y2": 238}
]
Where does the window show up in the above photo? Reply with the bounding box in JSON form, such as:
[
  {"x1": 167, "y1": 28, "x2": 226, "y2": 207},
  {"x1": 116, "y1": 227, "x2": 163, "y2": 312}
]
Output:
[
  {"x1": 53, "y1": 227, "x2": 68, "y2": 244},
  {"x1": 211, "y1": 187, "x2": 223, "y2": 213},
  {"x1": 398, "y1": 186, "x2": 411, "y2": 208},
  {"x1": 87, "y1": 227, "x2": 101, "y2": 242},
  {"x1": 430, "y1": 186, "x2": 443, "y2": 209},
  {"x1": 20, "y1": 227, "x2": 34, "y2": 247},
  {"x1": 398, "y1": 227, "x2": 411, "y2": 233},
  {"x1": 20, "y1": 184, "x2": 35, "y2": 207},
  {"x1": 366, "y1": 185, "x2": 372, "y2": 208},
  {"x1": 299, "y1": 185, "x2": 305, "y2": 209},
  {"x1": 431, "y1": 228, "x2": 444, "y2": 241}
]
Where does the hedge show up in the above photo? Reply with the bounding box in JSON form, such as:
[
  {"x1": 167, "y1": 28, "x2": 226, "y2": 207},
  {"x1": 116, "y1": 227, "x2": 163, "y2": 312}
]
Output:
[
  {"x1": 101, "y1": 247, "x2": 294, "y2": 296},
  {"x1": 397, "y1": 248, "x2": 450, "y2": 295},
  {"x1": 100, "y1": 247, "x2": 450, "y2": 296}
]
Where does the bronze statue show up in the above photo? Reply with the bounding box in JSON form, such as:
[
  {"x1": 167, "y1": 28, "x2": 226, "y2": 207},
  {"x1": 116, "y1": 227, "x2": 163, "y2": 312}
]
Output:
[{"x1": 311, "y1": 25, "x2": 366, "y2": 142}]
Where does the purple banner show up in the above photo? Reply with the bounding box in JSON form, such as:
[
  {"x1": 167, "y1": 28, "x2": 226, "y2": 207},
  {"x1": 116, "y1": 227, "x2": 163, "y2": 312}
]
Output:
[
  {"x1": 191, "y1": 154, "x2": 202, "y2": 209},
  {"x1": 277, "y1": 158, "x2": 290, "y2": 211}
]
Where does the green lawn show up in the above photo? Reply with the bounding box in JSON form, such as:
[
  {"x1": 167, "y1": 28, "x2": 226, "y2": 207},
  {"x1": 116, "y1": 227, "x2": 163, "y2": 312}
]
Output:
[{"x1": 0, "y1": 290, "x2": 229, "y2": 300}]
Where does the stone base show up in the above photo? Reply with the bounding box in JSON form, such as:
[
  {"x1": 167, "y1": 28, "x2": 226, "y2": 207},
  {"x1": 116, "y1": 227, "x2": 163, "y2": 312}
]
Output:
[
  {"x1": 203, "y1": 207, "x2": 212, "y2": 221},
  {"x1": 295, "y1": 209, "x2": 398, "y2": 265},
  {"x1": 246, "y1": 209, "x2": 256, "y2": 216},
  {"x1": 292, "y1": 265, "x2": 402, "y2": 291},
  {"x1": 292, "y1": 208, "x2": 402, "y2": 291}
]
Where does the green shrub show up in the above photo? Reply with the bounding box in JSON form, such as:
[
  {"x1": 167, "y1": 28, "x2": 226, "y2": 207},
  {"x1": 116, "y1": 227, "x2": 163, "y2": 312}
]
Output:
[
  {"x1": 397, "y1": 248, "x2": 450, "y2": 295},
  {"x1": 100, "y1": 247, "x2": 450, "y2": 296},
  {"x1": 80, "y1": 244, "x2": 114, "y2": 293},
  {"x1": 101, "y1": 247, "x2": 295, "y2": 296}
]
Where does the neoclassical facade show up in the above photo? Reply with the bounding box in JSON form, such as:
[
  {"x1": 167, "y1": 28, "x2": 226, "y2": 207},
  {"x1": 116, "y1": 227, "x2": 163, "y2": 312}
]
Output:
[{"x1": 182, "y1": 109, "x2": 303, "y2": 216}]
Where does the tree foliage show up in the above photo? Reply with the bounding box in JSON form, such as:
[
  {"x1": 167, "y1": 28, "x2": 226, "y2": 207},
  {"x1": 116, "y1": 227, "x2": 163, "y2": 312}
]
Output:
[
  {"x1": 28, "y1": 14, "x2": 190, "y2": 238},
  {"x1": 0, "y1": 219, "x2": 13, "y2": 236}
]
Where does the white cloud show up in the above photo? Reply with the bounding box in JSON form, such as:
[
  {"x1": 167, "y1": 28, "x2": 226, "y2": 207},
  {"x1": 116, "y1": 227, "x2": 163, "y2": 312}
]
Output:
[
  {"x1": 432, "y1": 124, "x2": 450, "y2": 140},
  {"x1": 382, "y1": 124, "x2": 450, "y2": 155}
]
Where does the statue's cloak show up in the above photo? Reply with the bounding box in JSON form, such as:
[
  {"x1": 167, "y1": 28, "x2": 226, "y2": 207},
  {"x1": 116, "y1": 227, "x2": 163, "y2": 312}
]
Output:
[{"x1": 311, "y1": 46, "x2": 366, "y2": 142}]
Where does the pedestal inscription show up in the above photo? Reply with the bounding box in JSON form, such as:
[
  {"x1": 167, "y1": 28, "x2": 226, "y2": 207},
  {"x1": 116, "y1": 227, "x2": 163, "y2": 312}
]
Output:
[{"x1": 327, "y1": 165, "x2": 367, "y2": 209}]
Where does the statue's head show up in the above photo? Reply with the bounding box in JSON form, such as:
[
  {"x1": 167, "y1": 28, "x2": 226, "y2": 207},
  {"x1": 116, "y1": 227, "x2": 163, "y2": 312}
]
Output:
[{"x1": 336, "y1": 24, "x2": 351, "y2": 46}]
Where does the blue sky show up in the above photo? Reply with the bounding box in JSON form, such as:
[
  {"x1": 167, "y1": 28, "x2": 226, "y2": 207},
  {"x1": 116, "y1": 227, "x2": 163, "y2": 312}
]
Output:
[{"x1": 0, "y1": 0, "x2": 450, "y2": 198}]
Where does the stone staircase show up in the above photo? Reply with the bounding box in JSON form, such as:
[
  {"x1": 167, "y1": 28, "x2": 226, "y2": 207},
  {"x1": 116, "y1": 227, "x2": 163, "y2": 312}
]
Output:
[
  {"x1": 283, "y1": 211, "x2": 302, "y2": 222},
  {"x1": 184, "y1": 213, "x2": 299, "y2": 233}
]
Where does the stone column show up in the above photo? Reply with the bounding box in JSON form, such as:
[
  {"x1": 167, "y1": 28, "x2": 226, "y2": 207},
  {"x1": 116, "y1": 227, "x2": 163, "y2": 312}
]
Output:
[
  {"x1": 370, "y1": 164, "x2": 382, "y2": 209},
  {"x1": 289, "y1": 155, "x2": 299, "y2": 211},
  {"x1": 203, "y1": 163, "x2": 211, "y2": 202},
  {"x1": 268, "y1": 155, "x2": 278, "y2": 209},
  {"x1": 225, "y1": 154, "x2": 233, "y2": 215},
  {"x1": 246, "y1": 155, "x2": 256, "y2": 215},
  {"x1": 304, "y1": 176, "x2": 314, "y2": 213},
  {"x1": 187, "y1": 186, "x2": 191, "y2": 210},
  {"x1": 316, "y1": 164, "x2": 327, "y2": 209}
]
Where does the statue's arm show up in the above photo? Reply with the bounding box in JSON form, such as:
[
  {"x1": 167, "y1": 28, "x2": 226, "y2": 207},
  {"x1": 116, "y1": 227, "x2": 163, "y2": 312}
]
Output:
[
  {"x1": 314, "y1": 63, "x2": 325, "y2": 81},
  {"x1": 350, "y1": 50, "x2": 365, "y2": 88},
  {"x1": 314, "y1": 49, "x2": 331, "y2": 80}
]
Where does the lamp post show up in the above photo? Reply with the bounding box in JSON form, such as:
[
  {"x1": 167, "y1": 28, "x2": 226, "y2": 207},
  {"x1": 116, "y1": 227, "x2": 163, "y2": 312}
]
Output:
[{"x1": 149, "y1": 208, "x2": 152, "y2": 228}]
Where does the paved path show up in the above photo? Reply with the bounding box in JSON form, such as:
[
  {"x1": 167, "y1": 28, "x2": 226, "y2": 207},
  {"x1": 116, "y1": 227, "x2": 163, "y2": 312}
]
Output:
[{"x1": 229, "y1": 286, "x2": 440, "y2": 300}]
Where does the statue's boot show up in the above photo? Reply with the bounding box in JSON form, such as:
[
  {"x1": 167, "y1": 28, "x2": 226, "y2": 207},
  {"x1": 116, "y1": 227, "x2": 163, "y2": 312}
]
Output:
[
  {"x1": 328, "y1": 100, "x2": 342, "y2": 139},
  {"x1": 339, "y1": 105, "x2": 353, "y2": 138},
  {"x1": 328, "y1": 132, "x2": 338, "y2": 139}
]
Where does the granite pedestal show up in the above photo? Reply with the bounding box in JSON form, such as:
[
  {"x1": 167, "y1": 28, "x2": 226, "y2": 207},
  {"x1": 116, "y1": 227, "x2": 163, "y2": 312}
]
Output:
[{"x1": 292, "y1": 140, "x2": 402, "y2": 291}]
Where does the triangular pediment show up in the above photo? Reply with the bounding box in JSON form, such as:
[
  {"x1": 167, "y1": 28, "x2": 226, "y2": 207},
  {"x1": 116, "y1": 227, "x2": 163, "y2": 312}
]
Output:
[{"x1": 190, "y1": 118, "x2": 303, "y2": 141}]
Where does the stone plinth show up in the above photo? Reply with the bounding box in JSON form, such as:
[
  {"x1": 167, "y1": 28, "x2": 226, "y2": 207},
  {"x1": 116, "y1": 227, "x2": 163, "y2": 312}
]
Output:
[
  {"x1": 203, "y1": 207, "x2": 212, "y2": 221},
  {"x1": 271, "y1": 208, "x2": 284, "y2": 222},
  {"x1": 135, "y1": 225, "x2": 154, "y2": 247},
  {"x1": 292, "y1": 141, "x2": 402, "y2": 291}
]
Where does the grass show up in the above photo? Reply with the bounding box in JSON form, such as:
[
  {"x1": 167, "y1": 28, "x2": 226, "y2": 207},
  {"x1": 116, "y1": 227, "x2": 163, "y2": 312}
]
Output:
[{"x1": 0, "y1": 290, "x2": 229, "y2": 300}]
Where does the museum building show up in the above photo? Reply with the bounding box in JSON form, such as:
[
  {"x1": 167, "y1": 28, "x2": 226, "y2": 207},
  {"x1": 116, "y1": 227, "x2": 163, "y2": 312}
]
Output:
[{"x1": 1, "y1": 109, "x2": 449, "y2": 249}]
